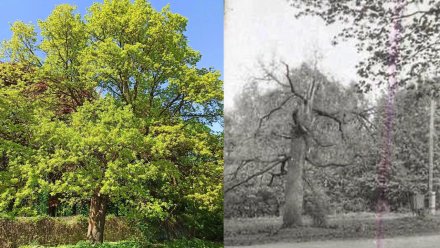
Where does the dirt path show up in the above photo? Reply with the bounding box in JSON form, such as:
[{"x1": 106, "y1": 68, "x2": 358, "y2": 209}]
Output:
[{"x1": 225, "y1": 234, "x2": 440, "y2": 248}]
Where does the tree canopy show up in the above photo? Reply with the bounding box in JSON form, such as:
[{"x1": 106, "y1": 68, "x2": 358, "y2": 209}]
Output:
[
  {"x1": 289, "y1": 0, "x2": 440, "y2": 92},
  {"x1": 0, "y1": 0, "x2": 223, "y2": 243}
]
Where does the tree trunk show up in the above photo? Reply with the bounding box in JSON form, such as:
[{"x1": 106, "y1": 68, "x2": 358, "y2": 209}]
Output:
[
  {"x1": 283, "y1": 137, "x2": 306, "y2": 227},
  {"x1": 282, "y1": 66, "x2": 317, "y2": 227},
  {"x1": 282, "y1": 61, "x2": 319, "y2": 228},
  {"x1": 48, "y1": 195, "x2": 59, "y2": 217},
  {"x1": 72, "y1": 203, "x2": 77, "y2": 215},
  {"x1": 283, "y1": 115, "x2": 307, "y2": 227},
  {"x1": 87, "y1": 192, "x2": 107, "y2": 244}
]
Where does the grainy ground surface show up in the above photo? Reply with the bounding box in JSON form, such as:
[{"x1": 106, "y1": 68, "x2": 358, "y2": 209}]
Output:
[
  {"x1": 225, "y1": 234, "x2": 440, "y2": 248},
  {"x1": 225, "y1": 212, "x2": 440, "y2": 246}
]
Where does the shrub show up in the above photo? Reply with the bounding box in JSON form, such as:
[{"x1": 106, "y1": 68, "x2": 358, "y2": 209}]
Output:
[
  {"x1": 0, "y1": 216, "x2": 138, "y2": 248},
  {"x1": 304, "y1": 188, "x2": 330, "y2": 227}
]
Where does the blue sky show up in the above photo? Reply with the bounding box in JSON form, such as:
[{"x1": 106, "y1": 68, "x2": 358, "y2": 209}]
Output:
[{"x1": 0, "y1": 0, "x2": 223, "y2": 77}]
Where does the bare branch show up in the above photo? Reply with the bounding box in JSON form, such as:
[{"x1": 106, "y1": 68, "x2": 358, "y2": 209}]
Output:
[
  {"x1": 257, "y1": 59, "x2": 290, "y2": 88},
  {"x1": 268, "y1": 160, "x2": 287, "y2": 186},
  {"x1": 397, "y1": 9, "x2": 431, "y2": 20},
  {"x1": 256, "y1": 95, "x2": 295, "y2": 132},
  {"x1": 305, "y1": 154, "x2": 362, "y2": 168},
  {"x1": 227, "y1": 155, "x2": 287, "y2": 179},
  {"x1": 270, "y1": 131, "x2": 292, "y2": 140},
  {"x1": 312, "y1": 108, "x2": 346, "y2": 140},
  {"x1": 232, "y1": 159, "x2": 251, "y2": 179},
  {"x1": 225, "y1": 156, "x2": 289, "y2": 194},
  {"x1": 281, "y1": 61, "x2": 307, "y2": 103}
]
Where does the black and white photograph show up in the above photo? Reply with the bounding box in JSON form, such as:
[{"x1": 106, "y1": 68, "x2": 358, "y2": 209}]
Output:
[{"x1": 224, "y1": 0, "x2": 440, "y2": 247}]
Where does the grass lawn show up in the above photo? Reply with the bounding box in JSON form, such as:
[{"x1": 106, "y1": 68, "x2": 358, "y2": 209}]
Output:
[
  {"x1": 226, "y1": 234, "x2": 440, "y2": 248},
  {"x1": 20, "y1": 239, "x2": 222, "y2": 248},
  {"x1": 225, "y1": 212, "x2": 440, "y2": 246}
]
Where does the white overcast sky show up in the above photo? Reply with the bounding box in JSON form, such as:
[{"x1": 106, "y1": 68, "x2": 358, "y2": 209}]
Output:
[{"x1": 224, "y1": 0, "x2": 363, "y2": 110}]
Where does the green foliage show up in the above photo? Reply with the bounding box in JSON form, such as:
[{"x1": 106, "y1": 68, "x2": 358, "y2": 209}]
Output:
[
  {"x1": 0, "y1": 22, "x2": 40, "y2": 66},
  {"x1": 36, "y1": 190, "x2": 49, "y2": 216},
  {"x1": 79, "y1": 0, "x2": 222, "y2": 121},
  {"x1": 0, "y1": 62, "x2": 40, "y2": 216},
  {"x1": 163, "y1": 238, "x2": 222, "y2": 248},
  {"x1": 0, "y1": 0, "x2": 223, "y2": 242},
  {"x1": 20, "y1": 238, "x2": 222, "y2": 248},
  {"x1": 20, "y1": 241, "x2": 140, "y2": 248}
]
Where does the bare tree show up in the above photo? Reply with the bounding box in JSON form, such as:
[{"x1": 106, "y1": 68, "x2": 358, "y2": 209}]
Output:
[{"x1": 225, "y1": 58, "x2": 373, "y2": 228}]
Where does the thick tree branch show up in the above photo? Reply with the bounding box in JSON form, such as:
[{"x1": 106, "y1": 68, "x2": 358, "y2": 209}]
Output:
[
  {"x1": 256, "y1": 95, "x2": 295, "y2": 132},
  {"x1": 228, "y1": 155, "x2": 286, "y2": 179},
  {"x1": 257, "y1": 60, "x2": 307, "y2": 102},
  {"x1": 281, "y1": 61, "x2": 307, "y2": 103},
  {"x1": 312, "y1": 108, "x2": 346, "y2": 140},
  {"x1": 225, "y1": 155, "x2": 289, "y2": 194},
  {"x1": 305, "y1": 154, "x2": 362, "y2": 168},
  {"x1": 159, "y1": 94, "x2": 181, "y2": 117},
  {"x1": 268, "y1": 160, "x2": 287, "y2": 186}
]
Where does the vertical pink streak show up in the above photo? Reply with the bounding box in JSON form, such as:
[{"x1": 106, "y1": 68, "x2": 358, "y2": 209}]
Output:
[{"x1": 375, "y1": 1, "x2": 404, "y2": 248}]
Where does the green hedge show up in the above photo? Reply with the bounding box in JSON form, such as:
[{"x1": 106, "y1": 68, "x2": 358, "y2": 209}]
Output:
[{"x1": 0, "y1": 216, "x2": 138, "y2": 248}]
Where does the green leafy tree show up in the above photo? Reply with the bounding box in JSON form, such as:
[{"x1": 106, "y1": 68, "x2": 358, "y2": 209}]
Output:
[
  {"x1": 79, "y1": 0, "x2": 222, "y2": 120},
  {"x1": 28, "y1": 98, "x2": 220, "y2": 242},
  {"x1": 0, "y1": 0, "x2": 223, "y2": 244},
  {"x1": 0, "y1": 62, "x2": 42, "y2": 215}
]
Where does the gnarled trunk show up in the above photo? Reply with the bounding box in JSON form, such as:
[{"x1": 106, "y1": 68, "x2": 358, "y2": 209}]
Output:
[
  {"x1": 283, "y1": 132, "x2": 306, "y2": 227},
  {"x1": 87, "y1": 192, "x2": 107, "y2": 244},
  {"x1": 283, "y1": 78, "x2": 314, "y2": 227}
]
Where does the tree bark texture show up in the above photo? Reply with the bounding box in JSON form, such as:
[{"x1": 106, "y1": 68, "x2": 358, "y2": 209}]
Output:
[
  {"x1": 283, "y1": 104, "x2": 310, "y2": 227},
  {"x1": 282, "y1": 69, "x2": 316, "y2": 227},
  {"x1": 87, "y1": 192, "x2": 107, "y2": 244},
  {"x1": 283, "y1": 133, "x2": 306, "y2": 227}
]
